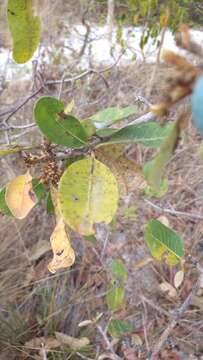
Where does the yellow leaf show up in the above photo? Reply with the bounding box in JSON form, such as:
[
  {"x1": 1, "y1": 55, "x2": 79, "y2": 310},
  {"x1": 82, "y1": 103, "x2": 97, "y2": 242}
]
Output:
[
  {"x1": 48, "y1": 186, "x2": 75, "y2": 273},
  {"x1": 64, "y1": 99, "x2": 75, "y2": 114},
  {"x1": 58, "y1": 157, "x2": 119, "y2": 235},
  {"x1": 48, "y1": 218, "x2": 75, "y2": 274},
  {"x1": 5, "y1": 171, "x2": 36, "y2": 219}
]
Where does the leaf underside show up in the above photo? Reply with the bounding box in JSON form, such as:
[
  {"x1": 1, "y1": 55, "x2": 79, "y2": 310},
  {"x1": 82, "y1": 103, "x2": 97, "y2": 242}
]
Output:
[{"x1": 7, "y1": 0, "x2": 41, "y2": 63}]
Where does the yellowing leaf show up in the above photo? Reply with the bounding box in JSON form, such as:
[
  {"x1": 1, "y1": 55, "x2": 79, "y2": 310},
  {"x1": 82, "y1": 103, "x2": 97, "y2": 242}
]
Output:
[
  {"x1": 5, "y1": 171, "x2": 36, "y2": 219},
  {"x1": 144, "y1": 219, "x2": 184, "y2": 266},
  {"x1": 48, "y1": 218, "x2": 75, "y2": 274},
  {"x1": 7, "y1": 0, "x2": 41, "y2": 64},
  {"x1": 58, "y1": 157, "x2": 119, "y2": 235},
  {"x1": 64, "y1": 99, "x2": 75, "y2": 114}
]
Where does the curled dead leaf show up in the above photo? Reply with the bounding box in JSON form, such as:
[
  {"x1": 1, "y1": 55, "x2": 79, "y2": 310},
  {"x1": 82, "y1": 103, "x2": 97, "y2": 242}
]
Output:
[
  {"x1": 5, "y1": 171, "x2": 36, "y2": 219},
  {"x1": 48, "y1": 218, "x2": 75, "y2": 274}
]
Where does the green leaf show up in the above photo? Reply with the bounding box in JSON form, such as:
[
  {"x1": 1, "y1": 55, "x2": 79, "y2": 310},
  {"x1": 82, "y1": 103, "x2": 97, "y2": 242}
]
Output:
[
  {"x1": 32, "y1": 179, "x2": 46, "y2": 202},
  {"x1": 99, "y1": 122, "x2": 172, "y2": 148},
  {"x1": 144, "y1": 219, "x2": 184, "y2": 266},
  {"x1": 0, "y1": 187, "x2": 12, "y2": 216},
  {"x1": 123, "y1": 205, "x2": 137, "y2": 219},
  {"x1": 84, "y1": 235, "x2": 97, "y2": 244},
  {"x1": 111, "y1": 259, "x2": 127, "y2": 282},
  {"x1": 46, "y1": 192, "x2": 54, "y2": 214},
  {"x1": 82, "y1": 106, "x2": 137, "y2": 137},
  {"x1": 106, "y1": 283, "x2": 125, "y2": 311},
  {"x1": 7, "y1": 0, "x2": 41, "y2": 64},
  {"x1": 108, "y1": 319, "x2": 133, "y2": 339},
  {"x1": 58, "y1": 157, "x2": 119, "y2": 235},
  {"x1": 96, "y1": 128, "x2": 117, "y2": 137},
  {"x1": 145, "y1": 122, "x2": 180, "y2": 191},
  {"x1": 89, "y1": 106, "x2": 137, "y2": 127},
  {"x1": 34, "y1": 97, "x2": 87, "y2": 147},
  {"x1": 143, "y1": 177, "x2": 168, "y2": 198}
]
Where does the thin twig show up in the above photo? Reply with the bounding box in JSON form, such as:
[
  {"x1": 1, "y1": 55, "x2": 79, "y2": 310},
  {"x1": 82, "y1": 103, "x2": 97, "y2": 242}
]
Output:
[
  {"x1": 0, "y1": 123, "x2": 36, "y2": 132},
  {"x1": 144, "y1": 198, "x2": 203, "y2": 220},
  {"x1": 3, "y1": 87, "x2": 43, "y2": 124},
  {"x1": 96, "y1": 325, "x2": 122, "y2": 360},
  {"x1": 0, "y1": 58, "x2": 123, "y2": 131},
  {"x1": 140, "y1": 294, "x2": 171, "y2": 318}
]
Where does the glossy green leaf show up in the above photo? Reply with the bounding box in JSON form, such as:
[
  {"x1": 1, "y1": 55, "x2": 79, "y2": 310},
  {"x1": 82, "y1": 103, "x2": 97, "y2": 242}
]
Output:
[
  {"x1": 111, "y1": 259, "x2": 127, "y2": 282},
  {"x1": 32, "y1": 179, "x2": 46, "y2": 202},
  {"x1": 108, "y1": 319, "x2": 133, "y2": 339},
  {"x1": 144, "y1": 219, "x2": 184, "y2": 265},
  {"x1": 106, "y1": 283, "x2": 125, "y2": 311},
  {"x1": 82, "y1": 106, "x2": 137, "y2": 137},
  {"x1": 7, "y1": 0, "x2": 41, "y2": 64},
  {"x1": 34, "y1": 97, "x2": 87, "y2": 147},
  {"x1": 58, "y1": 157, "x2": 119, "y2": 235},
  {"x1": 0, "y1": 188, "x2": 12, "y2": 216},
  {"x1": 99, "y1": 122, "x2": 172, "y2": 148}
]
